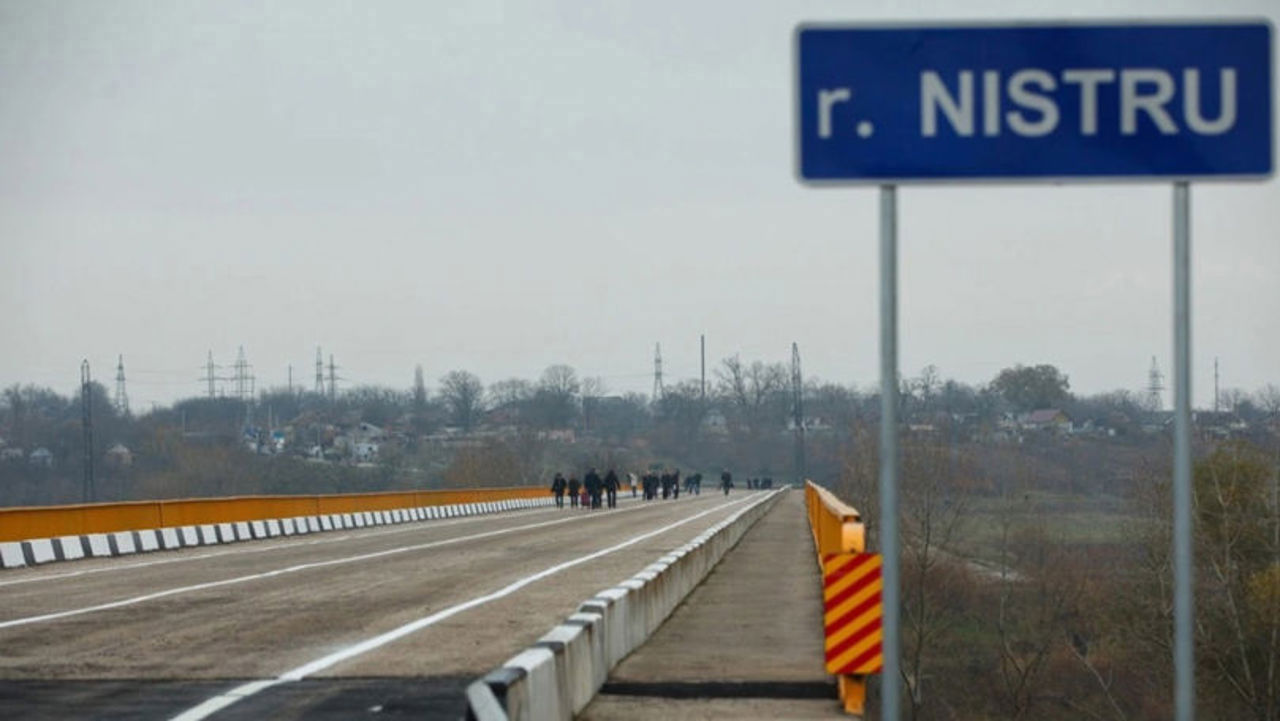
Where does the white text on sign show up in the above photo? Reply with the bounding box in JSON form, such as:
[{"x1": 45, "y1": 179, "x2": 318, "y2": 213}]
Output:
[{"x1": 818, "y1": 67, "x2": 1238, "y2": 140}]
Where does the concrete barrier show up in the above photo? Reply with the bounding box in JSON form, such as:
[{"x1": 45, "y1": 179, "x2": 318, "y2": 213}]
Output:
[
  {"x1": 86, "y1": 534, "x2": 112, "y2": 557},
  {"x1": 503, "y1": 647, "x2": 563, "y2": 721},
  {"x1": 56, "y1": 536, "x2": 86, "y2": 561},
  {"x1": 109, "y1": 531, "x2": 137, "y2": 555},
  {"x1": 23, "y1": 538, "x2": 58, "y2": 565},
  {"x1": 1, "y1": 488, "x2": 554, "y2": 573},
  {"x1": 159, "y1": 528, "x2": 182, "y2": 550},
  {"x1": 1, "y1": 541, "x2": 26, "y2": 568},
  {"x1": 470, "y1": 488, "x2": 786, "y2": 720},
  {"x1": 137, "y1": 530, "x2": 161, "y2": 553}
]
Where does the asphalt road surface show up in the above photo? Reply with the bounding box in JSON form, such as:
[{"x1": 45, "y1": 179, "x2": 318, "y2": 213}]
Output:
[{"x1": 0, "y1": 491, "x2": 758, "y2": 720}]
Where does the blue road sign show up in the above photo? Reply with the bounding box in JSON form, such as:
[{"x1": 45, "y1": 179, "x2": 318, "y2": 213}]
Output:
[{"x1": 796, "y1": 22, "x2": 1273, "y2": 182}]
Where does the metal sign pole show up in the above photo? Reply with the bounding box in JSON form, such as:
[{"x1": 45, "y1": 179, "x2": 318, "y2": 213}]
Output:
[
  {"x1": 878, "y1": 184, "x2": 900, "y2": 720},
  {"x1": 1172, "y1": 181, "x2": 1194, "y2": 721}
]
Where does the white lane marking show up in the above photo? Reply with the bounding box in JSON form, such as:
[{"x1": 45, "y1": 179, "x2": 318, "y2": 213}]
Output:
[
  {"x1": 171, "y1": 492, "x2": 773, "y2": 721},
  {"x1": 0, "y1": 502, "x2": 575, "y2": 589},
  {"x1": 0, "y1": 494, "x2": 709, "y2": 629}
]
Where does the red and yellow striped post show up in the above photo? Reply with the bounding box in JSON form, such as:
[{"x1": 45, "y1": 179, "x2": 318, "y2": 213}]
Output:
[
  {"x1": 806, "y1": 481, "x2": 879, "y2": 716},
  {"x1": 824, "y1": 553, "x2": 883, "y2": 670},
  {"x1": 824, "y1": 552, "x2": 883, "y2": 715}
]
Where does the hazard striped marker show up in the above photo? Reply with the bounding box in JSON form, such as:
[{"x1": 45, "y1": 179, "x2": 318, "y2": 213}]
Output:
[{"x1": 823, "y1": 552, "x2": 883, "y2": 675}]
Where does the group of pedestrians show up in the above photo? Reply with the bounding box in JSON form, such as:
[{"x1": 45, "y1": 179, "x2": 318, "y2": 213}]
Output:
[
  {"x1": 550, "y1": 468, "x2": 621, "y2": 510},
  {"x1": 551, "y1": 466, "x2": 738, "y2": 508},
  {"x1": 640, "y1": 469, "x2": 685, "y2": 500}
]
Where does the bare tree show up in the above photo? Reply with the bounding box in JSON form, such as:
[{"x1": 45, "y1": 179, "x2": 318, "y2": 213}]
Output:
[
  {"x1": 531, "y1": 364, "x2": 579, "y2": 429},
  {"x1": 488, "y1": 377, "x2": 534, "y2": 409},
  {"x1": 581, "y1": 376, "x2": 606, "y2": 432},
  {"x1": 439, "y1": 370, "x2": 485, "y2": 432},
  {"x1": 715, "y1": 355, "x2": 787, "y2": 436}
]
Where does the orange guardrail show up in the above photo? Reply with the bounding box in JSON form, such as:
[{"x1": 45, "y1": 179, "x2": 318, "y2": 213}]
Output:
[
  {"x1": 804, "y1": 481, "x2": 881, "y2": 717},
  {"x1": 0, "y1": 486, "x2": 548, "y2": 543}
]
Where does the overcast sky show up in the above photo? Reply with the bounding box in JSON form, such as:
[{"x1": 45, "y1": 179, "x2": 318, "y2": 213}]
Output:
[{"x1": 1, "y1": 0, "x2": 1276, "y2": 411}]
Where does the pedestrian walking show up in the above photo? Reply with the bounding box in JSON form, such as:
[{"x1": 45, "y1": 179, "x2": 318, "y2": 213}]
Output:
[
  {"x1": 568, "y1": 475, "x2": 581, "y2": 508},
  {"x1": 604, "y1": 468, "x2": 620, "y2": 509},
  {"x1": 584, "y1": 467, "x2": 604, "y2": 509},
  {"x1": 551, "y1": 472, "x2": 567, "y2": 508},
  {"x1": 720, "y1": 469, "x2": 733, "y2": 496}
]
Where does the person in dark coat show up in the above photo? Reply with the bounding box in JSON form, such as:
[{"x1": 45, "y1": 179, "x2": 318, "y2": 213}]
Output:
[
  {"x1": 672, "y1": 469, "x2": 681, "y2": 499},
  {"x1": 551, "y1": 472, "x2": 567, "y2": 508},
  {"x1": 584, "y1": 468, "x2": 603, "y2": 509},
  {"x1": 720, "y1": 469, "x2": 733, "y2": 495},
  {"x1": 603, "y1": 468, "x2": 620, "y2": 509},
  {"x1": 567, "y1": 475, "x2": 581, "y2": 508}
]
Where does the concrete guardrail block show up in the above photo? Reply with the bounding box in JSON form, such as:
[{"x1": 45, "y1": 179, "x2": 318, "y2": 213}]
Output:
[
  {"x1": 0, "y1": 541, "x2": 26, "y2": 568},
  {"x1": 159, "y1": 527, "x2": 182, "y2": 550},
  {"x1": 56, "y1": 536, "x2": 87, "y2": 561},
  {"x1": 137, "y1": 530, "x2": 161, "y2": 552},
  {"x1": 180, "y1": 527, "x2": 200, "y2": 546},
  {"x1": 23, "y1": 538, "x2": 57, "y2": 565},
  {"x1": 465, "y1": 678, "x2": 506, "y2": 721},
  {"x1": 86, "y1": 534, "x2": 112, "y2": 556},
  {"x1": 482, "y1": 666, "x2": 527, "y2": 721},
  {"x1": 108, "y1": 531, "x2": 137, "y2": 556},
  {"x1": 568, "y1": 609, "x2": 606, "y2": 691},
  {"x1": 502, "y1": 647, "x2": 564, "y2": 721},
  {"x1": 536, "y1": 624, "x2": 595, "y2": 716}
]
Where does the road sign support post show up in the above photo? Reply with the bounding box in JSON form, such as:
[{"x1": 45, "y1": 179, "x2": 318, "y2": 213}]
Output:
[
  {"x1": 1172, "y1": 181, "x2": 1194, "y2": 721},
  {"x1": 878, "y1": 184, "x2": 900, "y2": 721}
]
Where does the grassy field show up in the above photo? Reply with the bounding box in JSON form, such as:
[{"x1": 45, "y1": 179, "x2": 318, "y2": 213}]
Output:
[{"x1": 946, "y1": 490, "x2": 1152, "y2": 565}]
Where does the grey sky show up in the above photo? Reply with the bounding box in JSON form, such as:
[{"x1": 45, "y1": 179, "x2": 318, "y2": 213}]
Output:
[{"x1": 1, "y1": 0, "x2": 1276, "y2": 410}]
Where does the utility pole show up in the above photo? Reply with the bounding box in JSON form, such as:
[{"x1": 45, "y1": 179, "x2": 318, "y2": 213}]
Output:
[
  {"x1": 652, "y1": 343, "x2": 664, "y2": 402},
  {"x1": 1146, "y1": 356, "x2": 1165, "y2": 412},
  {"x1": 205, "y1": 351, "x2": 219, "y2": 398},
  {"x1": 328, "y1": 354, "x2": 339, "y2": 401},
  {"x1": 113, "y1": 354, "x2": 129, "y2": 416},
  {"x1": 700, "y1": 334, "x2": 706, "y2": 403},
  {"x1": 791, "y1": 342, "x2": 806, "y2": 484},
  {"x1": 81, "y1": 360, "x2": 94, "y2": 504},
  {"x1": 315, "y1": 347, "x2": 325, "y2": 395},
  {"x1": 1214, "y1": 357, "x2": 1220, "y2": 413},
  {"x1": 288, "y1": 364, "x2": 293, "y2": 395},
  {"x1": 232, "y1": 346, "x2": 255, "y2": 403}
]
